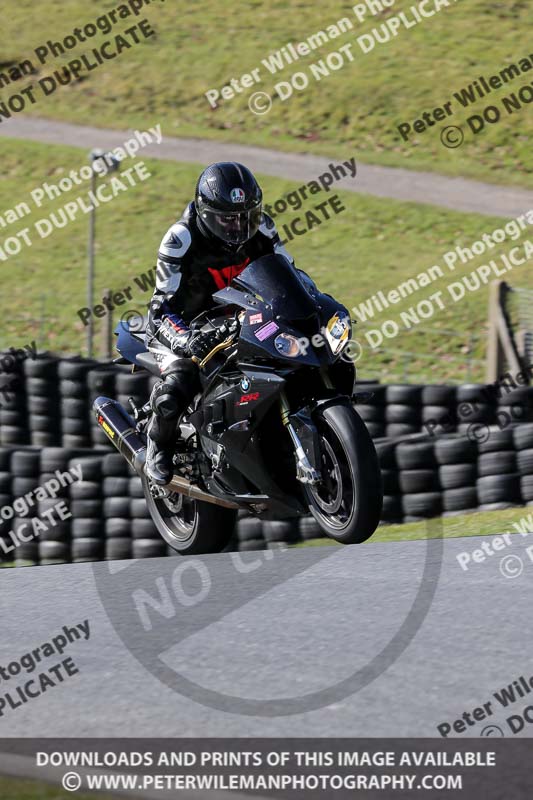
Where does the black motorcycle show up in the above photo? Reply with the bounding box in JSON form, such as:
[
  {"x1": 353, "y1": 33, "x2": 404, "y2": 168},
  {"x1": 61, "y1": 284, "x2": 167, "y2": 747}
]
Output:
[{"x1": 94, "y1": 254, "x2": 383, "y2": 554}]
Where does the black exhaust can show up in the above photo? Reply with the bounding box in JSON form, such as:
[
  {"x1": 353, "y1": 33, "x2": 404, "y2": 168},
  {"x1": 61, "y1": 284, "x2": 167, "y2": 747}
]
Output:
[{"x1": 93, "y1": 396, "x2": 147, "y2": 474}]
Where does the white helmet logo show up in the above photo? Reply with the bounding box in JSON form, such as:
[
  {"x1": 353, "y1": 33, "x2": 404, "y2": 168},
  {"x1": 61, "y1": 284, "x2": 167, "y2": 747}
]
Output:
[{"x1": 230, "y1": 188, "x2": 245, "y2": 203}]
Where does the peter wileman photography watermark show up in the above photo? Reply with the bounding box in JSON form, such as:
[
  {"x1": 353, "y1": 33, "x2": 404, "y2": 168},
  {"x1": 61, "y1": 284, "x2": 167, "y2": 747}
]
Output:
[
  {"x1": 0, "y1": 125, "x2": 162, "y2": 263},
  {"x1": 0, "y1": 341, "x2": 38, "y2": 407},
  {"x1": 0, "y1": 620, "x2": 90, "y2": 719},
  {"x1": 455, "y1": 511, "x2": 533, "y2": 575},
  {"x1": 437, "y1": 665, "x2": 533, "y2": 738},
  {"x1": 396, "y1": 51, "x2": 533, "y2": 147},
  {"x1": 203, "y1": 0, "x2": 462, "y2": 115},
  {"x1": 0, "y1": 463, "x2": 83, "y2": 556},
  {"x1": 0, "y1": 0, "x2": 164, "y2": 121},
  {"x1": 351, "y1": 211, "x2": 533, "y2": 352},
  {"x1": 423, "y1": 364, "x2": 533, "y2": 440},
  {"x1": 266, "y1": 157, "x2": 355, "y2": 244}
]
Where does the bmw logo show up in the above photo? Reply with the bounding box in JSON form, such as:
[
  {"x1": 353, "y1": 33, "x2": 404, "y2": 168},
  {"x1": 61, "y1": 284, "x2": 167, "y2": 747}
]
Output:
[{"x1": 240, "y1": 377, "x2": 251, "y2": 392}]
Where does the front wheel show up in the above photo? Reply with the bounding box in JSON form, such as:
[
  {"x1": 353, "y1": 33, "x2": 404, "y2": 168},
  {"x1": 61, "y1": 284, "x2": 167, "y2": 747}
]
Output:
[
  {"x1": 304, "y1": 403, "x2": 383, "y2": 544},
  {"x1": 142, "y1": 476, "x2": 237, "y2": 555}
]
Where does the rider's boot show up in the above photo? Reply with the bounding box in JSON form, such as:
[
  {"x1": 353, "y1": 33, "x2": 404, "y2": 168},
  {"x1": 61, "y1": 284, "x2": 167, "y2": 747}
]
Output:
[
  {"x1": 145, "y1": 414, "x2": 177, "y2": 486},
  {"x1": 144, "y1": 377, "x2": 183, "y2": 486}
]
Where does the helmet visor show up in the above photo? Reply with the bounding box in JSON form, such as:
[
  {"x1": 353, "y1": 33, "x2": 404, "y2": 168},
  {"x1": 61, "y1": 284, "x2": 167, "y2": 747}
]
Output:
[{"x1": 200, "y1": 203, "x2": 262, "y2": 245}]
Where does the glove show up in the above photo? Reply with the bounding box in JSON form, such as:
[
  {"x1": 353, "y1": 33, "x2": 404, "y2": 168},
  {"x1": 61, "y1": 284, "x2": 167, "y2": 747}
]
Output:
[
  {"x1": 186, "y1": 319, "x2": 238, "y2": 362},
  {"x1": 186, "y1": 328, "x2": 221, "y2": 362},
  {"x1": 158, "y1": 315, "x2": 190, "y2": 354}
]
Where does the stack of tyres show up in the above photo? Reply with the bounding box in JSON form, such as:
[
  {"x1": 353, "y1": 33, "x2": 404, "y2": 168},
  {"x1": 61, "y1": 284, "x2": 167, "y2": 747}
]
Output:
[
  {"x1": 421, "y1": 385, "x2": 457, "y2": 436},
  {"x1": 396, "y1": 439, "x2": 441, "y2": 521},
  {"x1": 100, "y1": 452, "x2": 164, "y2": 560},
  {"x1": 455, "y1": 384, "x2": 496, "y2": 435},
  {"x1": 513, "y1": 424, "x2": 533, "y2": 504},
  {"x1": 88, "y1": 367, "x2": 119, "y2": 450},
  {"x1": 102, "y1": 466, "x2": 132, "y2": 560},
  {"x1": 435, "y1": 435, "x2": 478, "y2": 515},
  {"x1": 262, "y1": 519, "x2": 301, "y2": 549},
  {"x1": 298, "y1": 515, "x2": 325, "y2": 542},
  {"x1": 0, "y1": 352, "x2": 29, "y2": 446},
  {"x1": 475, "y1": 427, "x2": 520, "y2": 510},
  {"x1": 355, "y1": 384, "x2": 386, "y2": 439},
  {"x1": 25, "y1": 355, "x2": 60, "y2": 447},
  {"x1": 129, "y1": 471, "x2": 166, "y2": 560},
  {"x1": 115, "y1": 370, "x2": 152, "y2": 416},
  {"x1": 102, "y1": 453, "x2": 133, "y2": 559},
  {"x1": 36, "y1": 448, "x2": 74, "y2": 565},
  {"x1": 385, "y1": 385, "x2": 422, "y2": 438},
  {"x1": 10, "y1": 449, "x2": 41, "y2": 566},
  {"x1": 59, "y1": 357, "x2": 98, "y2": 449},
  {"x1": 375, "y1": 439, "x2": 402, "y2": 524},
  {"x1": 69, "y1": 454, "x2": 104, "y2": 563},
  {"x1": 236, "y1": 512, "x2": 266, "y2": 551},
  {"x1": 498, "y1": 386, "x2": 533, "y2": 429},
  {"x1": 0, "y1": 448, "x2": 13, "y2": 564}
]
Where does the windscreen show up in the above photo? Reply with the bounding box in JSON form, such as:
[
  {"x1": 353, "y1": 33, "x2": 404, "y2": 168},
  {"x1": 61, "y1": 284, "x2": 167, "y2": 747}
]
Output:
[{"x1": 232, "y1": 254, "x2": 317, "y2": 321}]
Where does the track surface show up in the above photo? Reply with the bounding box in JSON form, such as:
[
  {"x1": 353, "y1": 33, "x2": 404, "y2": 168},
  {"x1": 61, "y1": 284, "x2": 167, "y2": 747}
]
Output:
[
  {"x1": 1, "y1": 533, "x2": 532, "y2": 737},
  {"x1": 2, "y1": 116, "x2": 533, "y2": 217}
]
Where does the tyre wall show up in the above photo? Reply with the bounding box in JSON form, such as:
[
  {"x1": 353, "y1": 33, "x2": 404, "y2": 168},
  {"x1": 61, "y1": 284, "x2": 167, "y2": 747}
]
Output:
[{"x1": 1, "y1": 353, "x2": 532, "y2": 564}]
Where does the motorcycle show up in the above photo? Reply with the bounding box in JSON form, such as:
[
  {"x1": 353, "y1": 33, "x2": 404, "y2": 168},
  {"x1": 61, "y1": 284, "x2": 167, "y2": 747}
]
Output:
[{"x1": 93, "y1": 253, "x2": 383, "y2": 555}]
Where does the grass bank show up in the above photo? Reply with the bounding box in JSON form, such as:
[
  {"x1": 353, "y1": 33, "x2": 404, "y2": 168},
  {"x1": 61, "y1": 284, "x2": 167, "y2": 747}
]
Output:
[
  {"x1": 0, "y1": 0, "x2": 531, "y2": 187},
  {"x1": 1, "y1": 139, "x2": 532, "y2": 381}
]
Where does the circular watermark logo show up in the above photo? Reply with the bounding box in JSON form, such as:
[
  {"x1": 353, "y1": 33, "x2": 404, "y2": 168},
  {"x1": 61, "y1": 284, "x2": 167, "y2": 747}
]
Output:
[
  {"x1": 62, "y1": 772, "x2": 82, "y2": 792},
  {"x1": 499, "y1": 554, "x2": 523, "y2": 579},
  {"x1": 248, "y1": 92, "x2": 273, "y2": 116},
  {"x1": 119, "y1": 309, "x2": 145, "y2": 333},
  {"x1": 440, "y1": 126, "x2": 464, "y2": 149},
  {"x1": 480, "y1": 724, "x2": 505, "y2": 737},
  {"x1": 93, "y1": 511, "x2": 443, "y2": 716}
]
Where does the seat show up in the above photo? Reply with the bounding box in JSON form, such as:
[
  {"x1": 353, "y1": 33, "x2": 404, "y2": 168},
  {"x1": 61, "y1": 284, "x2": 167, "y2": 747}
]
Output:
[{"x1": 136, "y1": 351, "x2": 161, "y2": 376}]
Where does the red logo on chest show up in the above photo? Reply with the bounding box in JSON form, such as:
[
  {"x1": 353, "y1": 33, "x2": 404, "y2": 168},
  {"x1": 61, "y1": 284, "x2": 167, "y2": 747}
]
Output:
[{"x1": 208, "y1": 257, "x2": 250, "y2": 290}]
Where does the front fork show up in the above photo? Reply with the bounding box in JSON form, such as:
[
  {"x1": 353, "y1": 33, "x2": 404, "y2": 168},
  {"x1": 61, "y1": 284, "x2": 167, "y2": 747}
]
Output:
[{"x1": 279, "y1": 392, "x2": 321, "y2": 485}]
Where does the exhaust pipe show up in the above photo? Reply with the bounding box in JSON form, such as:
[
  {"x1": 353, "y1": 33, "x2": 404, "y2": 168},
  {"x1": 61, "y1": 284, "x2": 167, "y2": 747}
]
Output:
[
  {"x1": 166, "y1": 475, "x2": 239, "y2": 509},
  {"x1": 94, "y1": 397, "x2": 147, "y2": 474},
  {"x1": 94, "y1": 397, "x2": 239, "y2": 509}
]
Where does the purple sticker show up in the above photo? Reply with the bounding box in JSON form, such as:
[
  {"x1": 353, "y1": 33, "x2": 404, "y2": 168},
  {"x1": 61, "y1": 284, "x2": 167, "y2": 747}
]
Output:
[{"x1": 254, "y1": 321, "x2": 279, "y2": 341}]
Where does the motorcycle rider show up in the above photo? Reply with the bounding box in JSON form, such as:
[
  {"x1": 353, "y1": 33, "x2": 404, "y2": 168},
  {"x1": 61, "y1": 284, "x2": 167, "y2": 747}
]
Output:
[{"x1": 145, "y1": 161, "x2": 297, "y2": 485}]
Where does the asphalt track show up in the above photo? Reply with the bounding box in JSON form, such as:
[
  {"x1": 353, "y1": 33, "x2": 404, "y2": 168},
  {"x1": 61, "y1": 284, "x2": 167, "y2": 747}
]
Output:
[
  {"x1": 1, "y1": 532, "x2": 532, "y2": 738},
  {"x1": 2, "y1": 116, "x2": 533, "y2": 217}
]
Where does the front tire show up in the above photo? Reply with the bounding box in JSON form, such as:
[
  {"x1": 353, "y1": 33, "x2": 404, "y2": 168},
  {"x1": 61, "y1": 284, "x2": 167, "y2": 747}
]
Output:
[
  {"x1": 142, "y1": 475, "x2": 237, "y2": 555},
  {"x1": 304, "y1": 403, "x2": 383, "y2": 544}
]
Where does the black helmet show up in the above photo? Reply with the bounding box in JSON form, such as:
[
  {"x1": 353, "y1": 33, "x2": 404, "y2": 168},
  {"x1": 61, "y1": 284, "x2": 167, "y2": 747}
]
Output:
[{"x1": 195, "y1": 162, "x2": 262, "y2": 246}]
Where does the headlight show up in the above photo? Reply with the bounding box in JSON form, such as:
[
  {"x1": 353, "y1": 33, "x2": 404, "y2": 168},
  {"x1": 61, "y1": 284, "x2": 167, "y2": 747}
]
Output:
[
  {"x1": 274, "y1": 333, "x2": 302, "y2": 358},
  {"x1": 324, "y1": 313, "x2": 350, "y2": 354}
]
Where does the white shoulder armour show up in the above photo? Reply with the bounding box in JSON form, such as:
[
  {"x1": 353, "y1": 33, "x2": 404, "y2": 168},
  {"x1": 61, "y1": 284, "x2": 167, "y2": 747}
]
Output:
[{"x1": 156, "y1": 223, "x2": 192, "y2": 292}]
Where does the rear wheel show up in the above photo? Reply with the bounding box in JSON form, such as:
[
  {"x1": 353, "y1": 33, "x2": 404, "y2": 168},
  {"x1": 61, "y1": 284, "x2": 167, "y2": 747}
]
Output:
[
  {"x1": 304, "y1": 403, "x2": 383, "y2": 544},
  {"x1": 142, "y1": 476, "x2": 237, "y2": 555}
]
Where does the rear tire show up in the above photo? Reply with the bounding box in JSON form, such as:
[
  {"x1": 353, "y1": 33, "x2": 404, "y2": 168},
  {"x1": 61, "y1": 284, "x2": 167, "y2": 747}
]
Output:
[
  {"x1": 142, "y1": 475, "x2": 237, "y2": 555},
  {"x1": 304, "y1": 403, "x2": 383, "y2": 544}
]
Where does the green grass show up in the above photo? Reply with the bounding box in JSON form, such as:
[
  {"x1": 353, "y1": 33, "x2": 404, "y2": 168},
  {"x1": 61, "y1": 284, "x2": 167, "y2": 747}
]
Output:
[
  {"x1": 294, "y1": 505, "x2": 533, "y2": 546},
  {"x1": 0, "y1": 0, "x2": 532, "y2": 187},
  {"x1": 1, "y1": 138, "x2": 532, "y2": 381},
  {"x1": 4, "y1": 507, "x2": 532, "y2": 567},
  {"x1": 0, "y1": 775, "x2": 114, "y2": 800}
]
